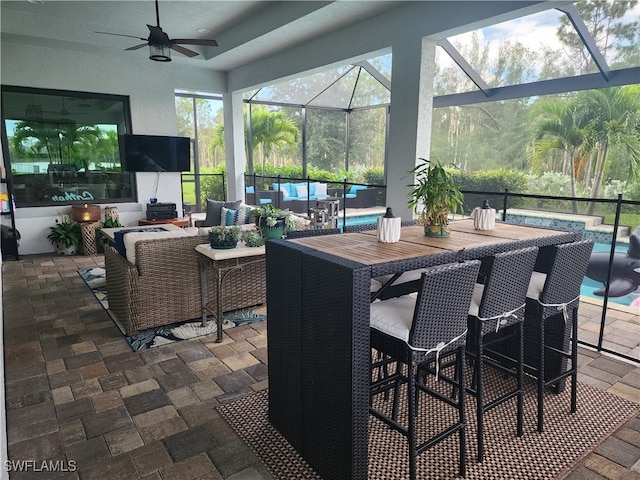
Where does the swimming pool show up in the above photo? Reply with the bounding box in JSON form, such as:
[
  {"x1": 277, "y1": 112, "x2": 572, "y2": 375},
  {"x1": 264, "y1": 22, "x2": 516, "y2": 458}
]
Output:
[
  {"x1": 343, "y1": 215, "x2": 637, "y2": 309},
  {"x1": 580, "y1": 242, "x2": 637, "y2": 308}
]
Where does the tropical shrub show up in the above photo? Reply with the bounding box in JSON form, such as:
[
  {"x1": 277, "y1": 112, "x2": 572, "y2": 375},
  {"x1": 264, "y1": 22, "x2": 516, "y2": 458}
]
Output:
[{"x1": 450, "y1": 169, "x2": 528, "y2": 214}]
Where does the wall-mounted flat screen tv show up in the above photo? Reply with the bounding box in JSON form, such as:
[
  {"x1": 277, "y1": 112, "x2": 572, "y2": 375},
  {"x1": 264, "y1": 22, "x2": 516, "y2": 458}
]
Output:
[{"x1": 123, "y1": 134, "x2": 191, "y2": 172}]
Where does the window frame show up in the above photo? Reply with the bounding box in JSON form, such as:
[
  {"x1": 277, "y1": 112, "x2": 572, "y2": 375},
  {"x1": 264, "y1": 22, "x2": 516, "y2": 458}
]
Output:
[{"x1": 1, "y1": 85, "x2": 135, "y2": 207}]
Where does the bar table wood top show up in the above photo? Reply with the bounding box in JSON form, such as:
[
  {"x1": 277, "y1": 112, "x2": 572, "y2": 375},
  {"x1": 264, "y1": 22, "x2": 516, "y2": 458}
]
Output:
[
  {"x1": 289, "y1": 219, "x2": 575, "y2": 275},
  {"x1": 268, "y1": 221, "x2": 580, "y2": 480}
]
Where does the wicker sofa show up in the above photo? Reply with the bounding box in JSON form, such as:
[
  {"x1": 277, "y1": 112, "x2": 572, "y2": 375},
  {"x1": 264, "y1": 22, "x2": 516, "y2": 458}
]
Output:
[{"x1": 104, "y1": 232, "x2": 266, "y2": 335}]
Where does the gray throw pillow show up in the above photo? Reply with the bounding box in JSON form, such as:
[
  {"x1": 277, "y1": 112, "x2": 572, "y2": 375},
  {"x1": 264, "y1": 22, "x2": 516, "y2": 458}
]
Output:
[{"x1": 203, "y1": 199, "x2": 242, "y2": 226}]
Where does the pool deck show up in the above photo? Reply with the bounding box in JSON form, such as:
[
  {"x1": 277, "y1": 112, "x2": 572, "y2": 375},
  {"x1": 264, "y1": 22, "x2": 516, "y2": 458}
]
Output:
[{"x1": 578, "y1": 297, "x2": 640, "y2": 362}]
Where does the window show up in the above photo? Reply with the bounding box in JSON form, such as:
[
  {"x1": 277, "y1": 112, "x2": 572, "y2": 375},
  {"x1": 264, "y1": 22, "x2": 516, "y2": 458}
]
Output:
[{"x1": 1, "y1": 86, "x2": 133, "y2": 206}]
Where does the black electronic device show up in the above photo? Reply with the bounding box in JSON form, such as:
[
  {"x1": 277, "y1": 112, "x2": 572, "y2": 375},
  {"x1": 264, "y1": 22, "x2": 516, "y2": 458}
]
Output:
[
  {"x1": 146, "y1": 202, "x2": 177, "y2": 220},
  {"x1": 146, "y1": 209, "x2": 177, "y2": 220},
  {"x1": 146, "y1": 202, "x2": 176, "y2": 212},
  {"x1": 123, "y1": 134, "x2": 191, "y2": 172}
]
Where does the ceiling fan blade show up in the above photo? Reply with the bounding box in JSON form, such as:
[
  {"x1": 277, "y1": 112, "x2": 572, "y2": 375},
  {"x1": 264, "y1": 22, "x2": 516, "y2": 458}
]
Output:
[
  {"x1": 171, "y1": 39, "x2": 218, "y2": 47},
  {"x1": 95, "y1": 31, "x2": 147, "y2": 41},
  {"x1": 170, "y1": 44, "x2": 199, "y2": 57},
  {"x1": 126, "y1": 43, "x2": 148, "y2": 51}
]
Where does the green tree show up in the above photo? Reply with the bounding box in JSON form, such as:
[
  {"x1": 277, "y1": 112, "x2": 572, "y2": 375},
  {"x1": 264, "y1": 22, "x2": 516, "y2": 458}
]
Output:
[
  {"x1": 557, "y1": 0, "x2": 640, "y2": 74},
  {"x1": 529, "y1": 97, "x2": 587, "y2": 213},
  {"x1": 11, "y1": 121, "x2": 102, "y2": 170},
  {"x1": 209, "y1": 105, "x2": 300, "y2": 174},
  {"x1": 574, "y1": 85, "x2": 640, "y2": 213}
]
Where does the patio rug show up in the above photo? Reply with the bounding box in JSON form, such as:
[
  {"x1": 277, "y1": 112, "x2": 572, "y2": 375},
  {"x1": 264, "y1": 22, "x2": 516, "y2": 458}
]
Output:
[
  {"x1": 78, "y1": 267, "x2": 266, "y2": 351},
  {"x1": 218, "y1": 376, "x2": 639, "y2": 479}
]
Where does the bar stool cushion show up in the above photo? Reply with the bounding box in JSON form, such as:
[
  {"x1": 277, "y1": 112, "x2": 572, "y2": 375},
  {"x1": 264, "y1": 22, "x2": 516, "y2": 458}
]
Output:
[
  {"x1": 526, "y1": 271, "x2": 547, "y2": 299},
  {"x1": 468, "y1": 283, "x2": 485, "y2": 317},
  {"x1": 370, "y1": 296, "x2": 416, "y2": 342}
]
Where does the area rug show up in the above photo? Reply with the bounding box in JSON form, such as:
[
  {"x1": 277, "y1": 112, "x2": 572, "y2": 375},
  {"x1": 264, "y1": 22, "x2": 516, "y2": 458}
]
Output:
[
  {"x1": 218, "y1": 377, "x2": 639, "y2": 480},
  {"x1": 78, "y1": 267, "x2": 266, "y2": 351}
]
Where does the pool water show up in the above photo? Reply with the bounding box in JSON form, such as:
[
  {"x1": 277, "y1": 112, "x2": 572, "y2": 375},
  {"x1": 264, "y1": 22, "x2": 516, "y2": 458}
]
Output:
[
  {"x1": 344, "y1": 215, "x2": 638, "y2": 309},
  {"x1": 580, "y1": 243, "x2": 638, "y2": 308}
]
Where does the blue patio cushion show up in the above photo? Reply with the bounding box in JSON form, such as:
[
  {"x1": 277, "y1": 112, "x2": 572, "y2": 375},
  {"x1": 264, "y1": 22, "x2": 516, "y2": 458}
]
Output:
[
  {"x1": 246, "y1": 186, "x2": 255, "y2": 193},
  {"x1": 349, "y1": 185, "x2": 369, "y2": 195},
  {"x1": 273, "y1": 182, "x2": 329, "y2": 199},
  {"x1": 273, "y1": 182, "x2": 293, "y2": 198}
]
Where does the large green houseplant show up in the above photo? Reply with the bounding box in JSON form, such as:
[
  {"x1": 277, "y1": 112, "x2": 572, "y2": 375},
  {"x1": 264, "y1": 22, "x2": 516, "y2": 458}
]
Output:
[
  {"x1": 47, "y1": 215, "x2": 81, "y2": 255},
  {"x1": 408, "y1": 158, "x2": 464, "y2": 237}
]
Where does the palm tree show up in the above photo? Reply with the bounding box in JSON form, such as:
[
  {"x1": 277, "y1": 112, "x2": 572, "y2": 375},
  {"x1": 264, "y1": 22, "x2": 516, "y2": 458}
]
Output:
[
  {"x1": 208, "y1": 106, "x2": 300, "y2": 174},
  {"x1": 250, "y1": 106, "x2": 299, "y2": 174},
  {"x1": 574, "y1": 85, "x2": 640, "y2": 214},
  {"x1": 529, "y1": 97, "x2": 587, "y2": 213},
  {"x1": 11, "y1": 120, "x2": 101, "y2": 170}
]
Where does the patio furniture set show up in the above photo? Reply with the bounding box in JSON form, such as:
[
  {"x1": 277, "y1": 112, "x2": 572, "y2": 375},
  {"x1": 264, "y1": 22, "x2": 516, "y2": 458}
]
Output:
[
  {"x1": 246, "y1": 182, "x2": 378, "y2": 212},
  {"x1": 267, "y1": 220, "x2": 592, "y2": 480},
  {"x1": 99, "y1": 216, "x2": 592, "y2": 480}
]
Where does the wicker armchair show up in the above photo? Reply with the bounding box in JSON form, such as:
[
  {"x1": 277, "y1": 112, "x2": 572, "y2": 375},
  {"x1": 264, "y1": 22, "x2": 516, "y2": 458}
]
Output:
[{"x1": 104, "y1": 234, "x2": 265, "y2": 335}]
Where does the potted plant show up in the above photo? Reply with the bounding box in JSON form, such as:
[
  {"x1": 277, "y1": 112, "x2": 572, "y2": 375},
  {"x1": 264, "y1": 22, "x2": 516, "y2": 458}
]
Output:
[
  {"x1": 47, "y1": 215, "x2": 81, "y2": 255},
  {"x1": 252, "y1": 204, "x2": 296, "y2": 240},
  {"x1": 408, "y1": 158, "x2": 464, "y2": 237},
  {"x1": 208, "y1": 225, "x2": 242, "y2": 249},
  {"x1": 242, "y1": 229, "x2": 265, "y2": 247}
]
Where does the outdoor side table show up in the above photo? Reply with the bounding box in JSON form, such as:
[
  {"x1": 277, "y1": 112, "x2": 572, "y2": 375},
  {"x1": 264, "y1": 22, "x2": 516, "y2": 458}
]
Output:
[{"x1": 196, "y1": 243, "x2": 266, "y2": 342}]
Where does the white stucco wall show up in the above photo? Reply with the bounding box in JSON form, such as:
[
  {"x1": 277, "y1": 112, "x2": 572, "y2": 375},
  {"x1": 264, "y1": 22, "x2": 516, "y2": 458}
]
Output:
[{"x1": 0, "y1": 42, "x2": 225, "y2": 254}]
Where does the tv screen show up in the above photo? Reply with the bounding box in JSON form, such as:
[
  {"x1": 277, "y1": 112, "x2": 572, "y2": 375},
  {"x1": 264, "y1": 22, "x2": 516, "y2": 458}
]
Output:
[{"x1": 123, "y1": 134, "x2": 191, "y2": 172}]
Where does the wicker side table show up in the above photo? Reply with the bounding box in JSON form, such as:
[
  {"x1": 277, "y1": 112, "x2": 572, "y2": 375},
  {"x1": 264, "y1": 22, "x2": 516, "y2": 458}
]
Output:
[{"x1": 80, "y1": 221, "x2": 101, "y2": 255}]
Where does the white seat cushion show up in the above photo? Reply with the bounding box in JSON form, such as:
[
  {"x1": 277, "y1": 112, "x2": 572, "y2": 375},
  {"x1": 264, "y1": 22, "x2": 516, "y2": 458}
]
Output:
[
  {"x1": 527, "y1": 271, "x2": 547, "y2": 301},
  {"x1": 468, "y1": 283, "x2": 485, "y2": 317},
  {"x1": 123, "y1": 230, "x2": 190, "y2": 265},
  {"x1": 370, "y1": 278, "x2": 383, "y2": 293},
  {"x1": 370, "y1": 296, "x2": 417, "y2": 342}
]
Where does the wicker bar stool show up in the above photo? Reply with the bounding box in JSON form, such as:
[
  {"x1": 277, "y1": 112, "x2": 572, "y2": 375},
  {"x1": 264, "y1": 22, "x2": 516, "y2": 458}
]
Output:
[
  {"x1": 369, "y1": 260, "x2": 481, "y2": 480},
  {"x1": 465, "y1": 246, "x2": 538, "y2": 462},
  {"x1": 524, "y1": 240, "x2": 594, "y2": 432}
]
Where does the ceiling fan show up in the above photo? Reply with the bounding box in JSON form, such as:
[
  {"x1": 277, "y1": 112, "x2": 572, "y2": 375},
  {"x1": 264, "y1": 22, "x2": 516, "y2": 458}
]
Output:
[{"x1": 95, "y1": 0, "x2": 218, "y2": 62}]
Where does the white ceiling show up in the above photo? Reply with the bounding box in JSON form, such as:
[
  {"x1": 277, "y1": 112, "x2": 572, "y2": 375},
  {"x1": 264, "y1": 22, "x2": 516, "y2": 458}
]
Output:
[
  {"x1": 0, "y1": 0, "x2": 407, "y2": 71},
  {"x1": 1, "y1": 1, "x2": 558, "y2": 74}
]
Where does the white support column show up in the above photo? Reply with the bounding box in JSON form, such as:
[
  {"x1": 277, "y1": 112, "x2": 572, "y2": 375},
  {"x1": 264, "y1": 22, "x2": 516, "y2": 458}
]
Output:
[
  {"x1": 223, "y1": 91, "x2": 247, "y2": 203},
  {"x1": 385, "y1": 37, "x2": 437, "y2": 219}
]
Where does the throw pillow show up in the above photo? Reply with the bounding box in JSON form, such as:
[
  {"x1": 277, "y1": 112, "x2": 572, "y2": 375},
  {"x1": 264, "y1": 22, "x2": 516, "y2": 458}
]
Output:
[
  {"x1": 315, "y1": 183, "x2": 328, "y2": 196},
  {"x1": 295, "y1": 185, "x2": 308, "y2": 198},
  {"x1": 221, "y1": 206, "x2": 250, "y2": 226},
  {"x1": 279, "y1": 186, "x2": 290, "y2": 199},
  {"x1": 203, "y1": 199, "x2": 241, "y2": 227}
]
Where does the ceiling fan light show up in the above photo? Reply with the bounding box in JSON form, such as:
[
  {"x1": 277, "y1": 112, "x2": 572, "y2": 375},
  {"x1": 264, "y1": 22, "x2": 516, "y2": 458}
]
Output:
[{"x1": 149, "y1": 44, "x2": 171, "y2": 62}]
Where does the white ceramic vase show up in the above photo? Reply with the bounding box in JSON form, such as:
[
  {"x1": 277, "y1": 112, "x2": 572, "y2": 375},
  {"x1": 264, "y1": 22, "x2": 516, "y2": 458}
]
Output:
[{"x1": 473, "y1": 207, "x2": 496, "y2": 230}]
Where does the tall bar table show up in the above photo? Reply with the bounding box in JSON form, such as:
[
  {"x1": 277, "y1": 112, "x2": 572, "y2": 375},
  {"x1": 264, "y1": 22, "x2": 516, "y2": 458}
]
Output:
[{"x1": 266, "y1": 220, "x2": 580, "y2": 480}]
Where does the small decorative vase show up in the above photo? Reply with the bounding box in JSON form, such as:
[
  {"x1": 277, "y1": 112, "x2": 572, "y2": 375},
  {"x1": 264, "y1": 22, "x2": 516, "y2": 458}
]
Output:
[
  {"x1": 473, "y1": 200, "x2": 496, "y2": 231},
  {"x1": 424, "y1": 223, "x2": 451, "y2": 238},
  {"x1": 377, "y1": 207, "x2": 401, "y2": 243}
]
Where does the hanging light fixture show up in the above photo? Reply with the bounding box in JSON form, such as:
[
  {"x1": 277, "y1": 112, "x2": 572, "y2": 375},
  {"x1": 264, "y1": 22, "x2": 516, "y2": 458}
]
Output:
[{"x1": 149, "y1": 44, "x2": 171, "y2": 62}]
